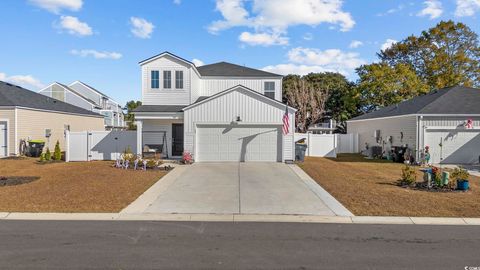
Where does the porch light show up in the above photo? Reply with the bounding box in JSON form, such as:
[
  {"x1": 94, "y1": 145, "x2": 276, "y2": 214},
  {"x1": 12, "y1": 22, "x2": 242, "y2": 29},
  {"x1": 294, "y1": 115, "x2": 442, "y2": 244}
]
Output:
[{"x1": 236, "y1": 116, "x2": 242, "y2": 122}]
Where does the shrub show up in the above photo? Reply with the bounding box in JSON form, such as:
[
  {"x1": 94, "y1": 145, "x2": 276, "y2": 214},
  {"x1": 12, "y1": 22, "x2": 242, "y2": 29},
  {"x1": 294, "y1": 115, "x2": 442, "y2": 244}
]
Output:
[
  {"x1": 451, "y1": 168, "x2": 469, "y2": 181},
  {"x1": 53, "y1": 140, "x2": 61, "y2": 161},
  {"x1": 400, "y1": 165, "x2": 416, "y2": 186},
  {"x1": 146, "y1": 159, "x2": 158, "y2": 169},
  {"x1": 182, "y1": 151, "x2": 193, "y2": 164},
  {"x1": 44, "y1": 148, "x2": 51, "y2": 161},
  {"x1": 39, "y1": 153, "x2": 45, "y2": 162}
]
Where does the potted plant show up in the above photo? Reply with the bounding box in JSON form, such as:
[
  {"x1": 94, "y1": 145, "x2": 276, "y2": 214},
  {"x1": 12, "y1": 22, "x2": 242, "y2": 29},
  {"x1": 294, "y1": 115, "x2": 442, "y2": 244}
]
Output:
[{"x1": 451, "y1": 168, "x2": 470, "y2": 191}]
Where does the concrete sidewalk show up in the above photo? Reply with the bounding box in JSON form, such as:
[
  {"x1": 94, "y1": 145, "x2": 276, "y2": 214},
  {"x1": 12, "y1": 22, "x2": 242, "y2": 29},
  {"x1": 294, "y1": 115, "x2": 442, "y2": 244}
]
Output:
[{"x1": 1, "y1": 212, "x2": 480, "y2": 225}]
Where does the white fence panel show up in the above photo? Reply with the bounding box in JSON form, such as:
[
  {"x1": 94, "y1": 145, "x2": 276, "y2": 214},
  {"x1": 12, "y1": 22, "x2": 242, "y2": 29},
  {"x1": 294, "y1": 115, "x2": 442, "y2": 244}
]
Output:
[
  {"x1": 294, "y1": 133, "x2": 359, "y2": 158},
  {"x1": 337, "y1": 133, "x2": 359, "y2": 154},
  {"x1": 66, "y1": 130, "x2": 137, "y2": 162}
]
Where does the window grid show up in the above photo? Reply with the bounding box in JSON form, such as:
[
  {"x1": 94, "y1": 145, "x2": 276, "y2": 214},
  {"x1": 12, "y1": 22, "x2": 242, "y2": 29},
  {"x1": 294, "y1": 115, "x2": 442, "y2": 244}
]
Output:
[
  {"x1": 151, "y1": 70, "x2": 159, "y2": 89},
  {"x1": 175, "y1": 70, "x2": 184, "y2": 89},
  {"x1": 163, "y1": 71, "x2": 172, "y2": 89},
  {"x1": 264, "y1": 81, "x2": 275, "y2": 99}
]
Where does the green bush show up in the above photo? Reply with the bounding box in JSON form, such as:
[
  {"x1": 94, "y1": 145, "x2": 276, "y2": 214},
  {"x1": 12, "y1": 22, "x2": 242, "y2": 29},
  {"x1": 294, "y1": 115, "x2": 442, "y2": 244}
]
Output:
[
  {"x1": 53, "y1": 140, "x2": 62, "y2": 161},
  {"x1": 401, "y1": 165, "x2": 417, "y2": 186},
  {"x1": 45, "y1": 148, "x2": 51, "y2": 161},
  {"x1": 39, "y1": 153, "x2": 45, "y2": 162},
  {"x1": 451, "y1": 168, "x2": 469, "y2": 181}
]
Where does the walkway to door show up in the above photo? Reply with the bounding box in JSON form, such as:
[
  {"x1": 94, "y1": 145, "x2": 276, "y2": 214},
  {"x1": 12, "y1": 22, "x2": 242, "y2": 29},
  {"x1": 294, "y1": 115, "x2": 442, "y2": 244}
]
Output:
[{"x1": 123, "y1": 163, "x2": 351, "y2": 216}]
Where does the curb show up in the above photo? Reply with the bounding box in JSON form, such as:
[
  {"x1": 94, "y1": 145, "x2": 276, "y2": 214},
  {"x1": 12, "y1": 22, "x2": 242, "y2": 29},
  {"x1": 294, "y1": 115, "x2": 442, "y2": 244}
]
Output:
[{"x1": 1, "y1": 213, "x2": 479, "y2": 225}]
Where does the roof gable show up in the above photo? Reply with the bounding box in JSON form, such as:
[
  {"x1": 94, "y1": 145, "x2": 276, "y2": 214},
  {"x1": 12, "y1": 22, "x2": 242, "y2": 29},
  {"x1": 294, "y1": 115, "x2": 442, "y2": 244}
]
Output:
[
  {"x1": 44, "y1": 82, "x2": 99, "y2": 107},
  {"x1": 183, "y1": 85, "x2": 296, "y2": 112},
  {"x1": 69, "y1": 81, "x2": 110, "y2": 99},
  {"x1": 0, "y1": 81, "x2": 102, "y2": 117},
  {"x1": 197, "y1": 62, "x2": 282, "y2": 77}
]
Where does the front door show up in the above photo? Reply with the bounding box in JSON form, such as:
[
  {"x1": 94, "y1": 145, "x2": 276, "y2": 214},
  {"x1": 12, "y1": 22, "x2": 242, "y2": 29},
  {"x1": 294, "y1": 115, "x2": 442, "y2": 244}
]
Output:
[{"x1": 172, "y1": 123, "x2": 184, "y2": 156}]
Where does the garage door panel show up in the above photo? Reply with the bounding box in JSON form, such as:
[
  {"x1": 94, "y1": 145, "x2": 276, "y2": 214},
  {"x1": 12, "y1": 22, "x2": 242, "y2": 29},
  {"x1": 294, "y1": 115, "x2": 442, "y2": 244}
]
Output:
[
  {"x1": 197, "y1": 124, "x2": 281, "y2": 162},
  {"x1": 426, "y1": 131, "x2": 480, "y2": 164}
]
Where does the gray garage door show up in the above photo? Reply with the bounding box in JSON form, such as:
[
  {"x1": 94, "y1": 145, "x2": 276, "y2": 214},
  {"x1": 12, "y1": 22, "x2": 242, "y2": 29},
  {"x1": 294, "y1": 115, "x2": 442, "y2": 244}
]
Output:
[{"x1": 196, "y1": 124, "x2": 282, "y2": 162}]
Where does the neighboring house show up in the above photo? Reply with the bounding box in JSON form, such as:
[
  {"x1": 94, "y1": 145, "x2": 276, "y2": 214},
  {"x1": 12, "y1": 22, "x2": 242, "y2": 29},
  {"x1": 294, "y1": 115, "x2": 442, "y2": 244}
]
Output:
[
  {"x1": 0, "y1": 81, "x2": 104, "y2": 157},
  {"x1": 39, "y1": 81, "x2": 125, "y2": 129},
  {"x1": 347, "y1": 86, "x2": 480, "y2": 164},
  {"x1": 133, "y1": 52, "x2": 296, "y2": 162},
  {"x1": 308, "y1": 119, "x2": 337, "y2": 134}
]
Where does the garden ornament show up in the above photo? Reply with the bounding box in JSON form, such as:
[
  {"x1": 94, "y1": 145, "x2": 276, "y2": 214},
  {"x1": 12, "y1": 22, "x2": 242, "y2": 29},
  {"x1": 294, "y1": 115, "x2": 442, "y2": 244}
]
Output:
[
  {"x1": 124, "y1": 160, "x2": 129, "y2": 170},
  {"x1": 143, "y1": 160, "x2": 147, "y2": 170},
  {"x1": 134, "y1": 159, "x2": 139, "y2": 170}
]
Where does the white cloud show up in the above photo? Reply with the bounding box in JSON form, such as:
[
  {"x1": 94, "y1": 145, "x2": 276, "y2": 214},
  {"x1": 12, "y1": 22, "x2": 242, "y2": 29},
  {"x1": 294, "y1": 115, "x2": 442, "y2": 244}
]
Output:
[
  {"x1": 377, "y1": 4, "x2": 404, "y2": 16},
  {"x1": 70, "y1": 49, "x2": 122, "y2": 60},
  {"x1": 57, "y1": 16, "x2": 92, "y2": 36},
  {"x1": 262, "y1": 47, "x2": 365, "y2": 76},
  {"x1": 349, "y1": 40, "x2": 363, "y2": 48},
  {"x1": 130, "y1": 17, "x2": 155, "y2": 39},
  {"x1": 192, "y1": 58, "x2": 204, "y2": 66},
  {"x1": 417, "y1": 0, "x2": 443, "y2": 19},
  {"x1": 0, "y1": 72, "x2": 45, "y2": 90},
  {"x1": 455, "y1": 0, "x2": 480, "y2": 16},
  {"x1": 208, "y1": 0, "x2": 354, "y2": 46},
  {"x1": 381, "y1": 39, "x2": 397, "y2": 51},
  {"x1": 303, "y1": 32, "x2": 313, "y2": 41},
  {"x1": 173, "y1": 0, "x2": 181, "y2": 4},
  {"x1": 239, "y1": 31, "x2": 288, "y2": 46},
  {"x1": 29, "y1": 0, "x2": 82, "y2": 14}
]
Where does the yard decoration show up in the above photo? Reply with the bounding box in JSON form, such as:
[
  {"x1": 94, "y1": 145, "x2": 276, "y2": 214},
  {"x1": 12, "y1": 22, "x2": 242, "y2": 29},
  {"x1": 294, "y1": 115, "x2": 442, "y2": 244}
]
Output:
[
  {"x1": 182, "y1": 151, "x2": 193, "y2": 164},
  {"x1": 53, "y1": 140, "x2": 62, "y2": 161},
  {"x1": 465, "y1": 119, "x2": 473, "y2": 129},
  {"x1": 451, "y1": 168, "x2": 470, "y2": 191}
]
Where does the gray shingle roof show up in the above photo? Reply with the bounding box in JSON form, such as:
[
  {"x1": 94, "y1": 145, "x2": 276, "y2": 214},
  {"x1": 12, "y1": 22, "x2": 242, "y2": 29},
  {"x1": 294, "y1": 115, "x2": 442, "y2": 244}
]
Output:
[
  {"x1": 132, "y1": 96, "x2": 211, "y2": 113},
  {"x1": 350, "y1": 86, "x2": 480, "y2": 121},
  {"x1": 0, "y1": 81, "x2": 102, "y2": 117},
  {"x1": 197, "y1": 62, "x2": 282, "y2": 77}
]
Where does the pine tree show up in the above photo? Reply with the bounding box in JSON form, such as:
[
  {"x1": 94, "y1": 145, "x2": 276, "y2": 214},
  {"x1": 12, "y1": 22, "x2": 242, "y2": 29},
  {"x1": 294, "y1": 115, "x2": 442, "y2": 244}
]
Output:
[{"x1": 54, "y1": 140, "x2": 62, "y2": 161}]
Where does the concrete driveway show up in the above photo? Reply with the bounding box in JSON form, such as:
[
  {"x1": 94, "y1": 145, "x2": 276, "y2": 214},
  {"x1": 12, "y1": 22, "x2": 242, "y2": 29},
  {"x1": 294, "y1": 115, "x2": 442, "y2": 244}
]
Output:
[{"x1": 123, "y1": 163, "x2": 350, "y2": 216}]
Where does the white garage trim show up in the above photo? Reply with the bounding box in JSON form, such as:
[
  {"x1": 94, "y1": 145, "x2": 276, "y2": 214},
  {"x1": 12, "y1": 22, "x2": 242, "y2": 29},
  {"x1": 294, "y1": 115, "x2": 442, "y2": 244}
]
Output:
[
  {"x1": 425, "y1": 130, "x2": 480, "y2": 164},
  {"x1": 0, "y1": 119, "x2": 9, "y2": 157}
]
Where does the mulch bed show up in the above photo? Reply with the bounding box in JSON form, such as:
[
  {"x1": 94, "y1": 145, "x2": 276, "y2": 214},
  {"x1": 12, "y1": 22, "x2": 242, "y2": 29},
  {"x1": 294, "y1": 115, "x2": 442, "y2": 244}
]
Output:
[{"x1": 0, "y1": 176, "x2": 40, "y2": 186}]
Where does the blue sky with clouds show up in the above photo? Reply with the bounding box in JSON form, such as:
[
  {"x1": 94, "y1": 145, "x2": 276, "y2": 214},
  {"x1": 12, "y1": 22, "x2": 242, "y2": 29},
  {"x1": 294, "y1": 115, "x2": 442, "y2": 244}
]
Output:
[{"x1": 0, "y1": 0, "x2": 479, "y2": 106}]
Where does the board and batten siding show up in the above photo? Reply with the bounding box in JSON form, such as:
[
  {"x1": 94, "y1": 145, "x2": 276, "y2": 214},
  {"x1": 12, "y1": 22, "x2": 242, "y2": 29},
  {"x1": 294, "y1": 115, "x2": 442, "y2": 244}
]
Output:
[
  {"x1": 347, "y1": 115, "x2": 417, "y2": 153},
  {"x1": 200, "y1": 78, "x2": 282, "y2": 102},
  {"x1": 422, "y1": 116, "x2": 480, "y2": 128},
  {"x1": 16, "y1": 108, "x2": 104, "y2": 151},
  {"x1": 0, "y1": 109, "x2": 15, "y2": 155},
  {"x1": 141, "y1": 55, "x2": 192, "y2": 106},
  {"x1": 184, "y1": 87, "x2": 295, "y2": 161}
]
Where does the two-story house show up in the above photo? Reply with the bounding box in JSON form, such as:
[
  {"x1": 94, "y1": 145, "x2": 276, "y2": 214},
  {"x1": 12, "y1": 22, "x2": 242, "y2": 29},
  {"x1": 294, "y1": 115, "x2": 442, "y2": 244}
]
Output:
[
  {"x1": 39, "y1": 81, "x2": 125, "y2": 130},
  {"x1": 133, "y1": 52, "x2": 296, "y2": 162}
]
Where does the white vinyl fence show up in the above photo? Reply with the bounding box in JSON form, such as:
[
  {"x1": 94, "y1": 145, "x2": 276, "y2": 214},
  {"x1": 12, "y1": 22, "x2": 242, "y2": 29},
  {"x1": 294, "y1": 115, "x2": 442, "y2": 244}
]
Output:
[
  {"x1": 66, "y1": 130, "x2": 137, "y2": 162},
  {"x1": 294, "y1": 133, "x2": 359, "y2": 158}
]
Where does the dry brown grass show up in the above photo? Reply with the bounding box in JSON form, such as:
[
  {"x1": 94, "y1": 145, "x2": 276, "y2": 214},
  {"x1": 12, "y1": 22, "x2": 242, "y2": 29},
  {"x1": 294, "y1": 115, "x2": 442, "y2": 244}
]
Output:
[
  {"x1": 299, "y1": 154, "x2": 480, "y2": 217},
  {"x1": 0, "y1": 158, "x2": 167, "y2": 212}
]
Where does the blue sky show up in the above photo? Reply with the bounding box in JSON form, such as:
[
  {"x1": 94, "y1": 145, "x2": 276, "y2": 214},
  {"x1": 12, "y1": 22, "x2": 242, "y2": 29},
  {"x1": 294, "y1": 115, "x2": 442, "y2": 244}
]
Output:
[{"x1": 0, "y1": 0, "x2": 479, "y2": 106}]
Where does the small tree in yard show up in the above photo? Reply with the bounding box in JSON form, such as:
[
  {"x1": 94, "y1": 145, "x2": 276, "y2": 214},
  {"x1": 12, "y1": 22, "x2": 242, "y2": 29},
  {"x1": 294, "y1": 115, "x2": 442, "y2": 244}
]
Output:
[
  {"x1": 45, "y1": 148, "x2": 51, "y2": 161},
  {"x1": 54, "y1": 140, "x2": 62, "y2": 161}
]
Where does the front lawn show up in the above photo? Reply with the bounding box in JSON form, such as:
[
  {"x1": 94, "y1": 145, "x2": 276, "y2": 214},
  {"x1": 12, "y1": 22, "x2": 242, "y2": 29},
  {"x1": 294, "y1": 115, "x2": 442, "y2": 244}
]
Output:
[
  {"x1": 299, "y1": 154, "x2": 480, "y2": 217},
  {"x1": 0, "y1": 158, "x2": 167, "y2": 212}
]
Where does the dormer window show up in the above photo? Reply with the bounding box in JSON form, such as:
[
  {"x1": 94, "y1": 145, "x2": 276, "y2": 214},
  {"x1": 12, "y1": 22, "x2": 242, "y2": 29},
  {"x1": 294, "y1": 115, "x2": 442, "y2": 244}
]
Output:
[
  {"x1": 163, "y1": 70, "x2": 172, "y2": 89},
  {"x1": 264, "y1": 81, "x2": 275, "y2": 99},
  {"x1": 175, "y1": 71, "x2": 184, "y2": 89},
  {"x1": 151, "y1": 70, "x2": 159, "y2": 89}
]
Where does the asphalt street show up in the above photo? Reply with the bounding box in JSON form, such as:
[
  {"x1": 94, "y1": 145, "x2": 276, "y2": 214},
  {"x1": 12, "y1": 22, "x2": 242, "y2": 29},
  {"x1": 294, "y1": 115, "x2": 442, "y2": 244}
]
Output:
[{"x1": 0, "y1": 220, "x2": 479, "y2": 269}]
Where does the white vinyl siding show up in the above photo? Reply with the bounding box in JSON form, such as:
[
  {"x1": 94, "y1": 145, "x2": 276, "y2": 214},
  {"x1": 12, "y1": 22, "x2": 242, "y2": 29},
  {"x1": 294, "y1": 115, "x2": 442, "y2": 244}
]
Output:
[
  {"x1": 0, "y1": 109, "x2": 14, "y2": 156},
  {"x1": 347, "y1": 115, "x2": 418, "y2": 153},
  {"x1": 39, "y1": 84, "x2": 94, "y2": 112},
  {"x1": 183, "y1": 86, "x2": 295, "y2": 161},
  {"x1": 200, "y1": 78, "x2": 282, "y2": 102},
  {"x1": 141, "y1": 55, "x2": 191, "y2": 105}
]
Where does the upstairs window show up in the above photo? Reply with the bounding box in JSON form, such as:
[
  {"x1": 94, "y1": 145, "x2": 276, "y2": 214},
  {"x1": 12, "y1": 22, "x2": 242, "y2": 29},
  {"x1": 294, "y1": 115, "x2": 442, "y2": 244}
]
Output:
[
  {"x1": 151, "y1": 70, "x2": 159, "y2": 89},
  {"x1": 264, "y1": 81, "x2": 275, "y2": 99},
  {"x1": 163, "y1": 70, "x2": 172, "y2": 89},
  {"x1": 175, "y1": 70, "x2": 184, "y2": 89}
]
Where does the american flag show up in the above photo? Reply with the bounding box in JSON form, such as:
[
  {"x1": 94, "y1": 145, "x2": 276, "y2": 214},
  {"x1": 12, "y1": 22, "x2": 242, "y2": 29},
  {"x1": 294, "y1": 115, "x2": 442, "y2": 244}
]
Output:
[{"x1": 282, "y1": 105, "x2": 289, "y2": 135}]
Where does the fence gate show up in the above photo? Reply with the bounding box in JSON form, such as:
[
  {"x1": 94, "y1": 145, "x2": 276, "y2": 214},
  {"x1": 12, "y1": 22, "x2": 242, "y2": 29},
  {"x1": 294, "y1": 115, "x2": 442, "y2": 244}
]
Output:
[{"x1": 66, "y1": 130, "x2": 137, "y2": 162}]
